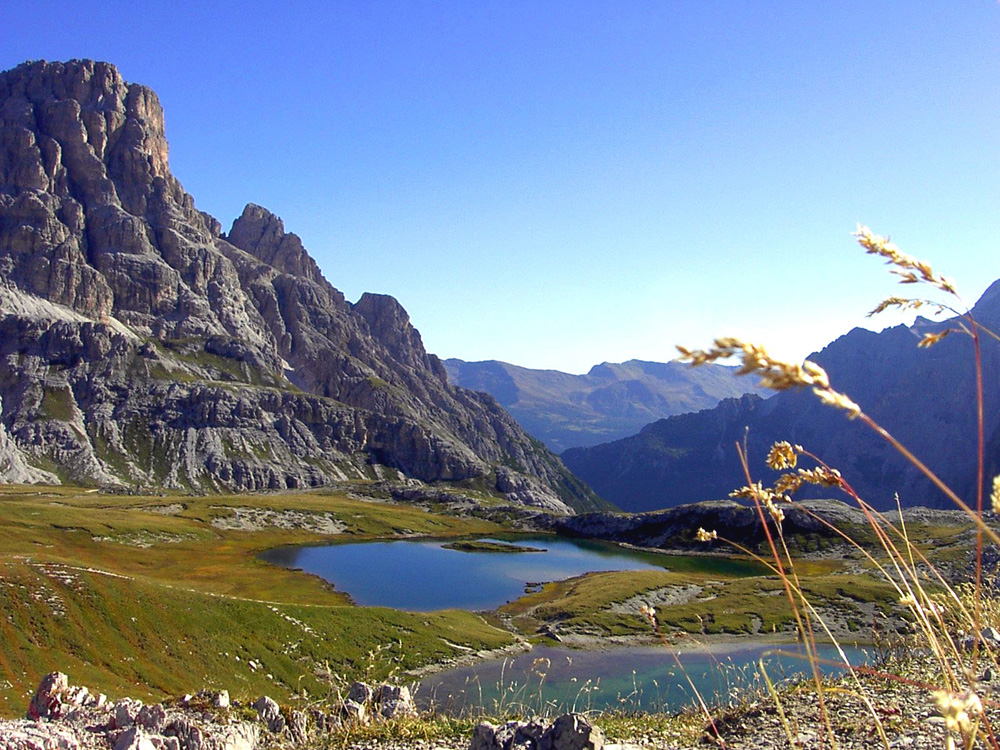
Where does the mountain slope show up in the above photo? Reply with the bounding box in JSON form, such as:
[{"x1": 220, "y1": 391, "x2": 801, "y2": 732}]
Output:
[
  {"x1": 444, "y1": 358, "x2": 763, "y2": 452},
  {"x1": 0, "y1": 59, "x2": 604, "y2": 513},
  {"x1": 563, "y1": 286, "x2": 1000, "y2": 512}
]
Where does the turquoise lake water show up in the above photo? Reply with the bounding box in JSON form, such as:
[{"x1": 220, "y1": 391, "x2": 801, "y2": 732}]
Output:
[{"x1": 415, "y1": 642, "x2": 869, "y2": 715}]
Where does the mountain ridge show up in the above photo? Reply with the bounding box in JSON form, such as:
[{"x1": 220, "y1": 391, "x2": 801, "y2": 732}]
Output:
[
  {"x1": 444, "y1": 357, "x2": 764, "y2": 452},
  {"x1": 563, "y1": 287, "x2": 1000, "y2": 512},
  {"x1": 0, "y1": 59, "x2": 604, "y2": 513}
]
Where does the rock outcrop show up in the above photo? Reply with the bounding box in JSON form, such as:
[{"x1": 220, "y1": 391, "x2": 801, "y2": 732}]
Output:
[
  {"x1": 3, "y1": 673, "x2": 259, "y2": 750},
  {"x1": 0, "y1": 59, "x2": 603, "y2": 513},
  {"x1": 470, "y1": 713, "x2": 604, "y2": 750},
  {"x1": 1, "y1": 673, "x2": 607, "y2": 750}
]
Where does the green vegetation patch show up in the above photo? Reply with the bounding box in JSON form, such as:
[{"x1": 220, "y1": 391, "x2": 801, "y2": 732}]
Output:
[
  {"x1": 501, "y1": 565, "x2": 900, "y2": 639},
  {"x1": 40, "y1": 386, "x2": 75, "y2": 421},
  {"x1": 0, "y1": 560, "x2": 512, "y2": 714},
  {"x1": 441, "y1": 540, "x2": 544, "y2": 554}
]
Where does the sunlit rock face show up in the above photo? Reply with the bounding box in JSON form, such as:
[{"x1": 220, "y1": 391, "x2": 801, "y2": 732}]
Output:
[{"x1": 0, "y1": 59, "x2": 604, "y2": 514}]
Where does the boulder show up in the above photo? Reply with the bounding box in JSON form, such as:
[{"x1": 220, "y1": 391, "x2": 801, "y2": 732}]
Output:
[
  {"x1": 541, "y1": 714, "x2": 603, "y2": 750},
  {"x1": 26, "y1": 672, "x2": 70, "y2": 720},
  {"x1": 470, "y1": 714, "x2": 603, "y2": 750},
  {"x1": 113, "y1": 726, "x2": 157, "y2": 750},
  {"x1": 135, "y1": 704, "x2": 166, "y2": 733},
  {"x1": 252, "y1": 695, "x2": 284, "y2": 734},
  {"x1": 346, "y1": 681, "x2": 373, "y2": 705},
  {"x1": 112, "y1": 699, "x2": 143, "y2": 730},
  {"x1": 374, "y1": 684, "x2": 416, "y2": 719}
]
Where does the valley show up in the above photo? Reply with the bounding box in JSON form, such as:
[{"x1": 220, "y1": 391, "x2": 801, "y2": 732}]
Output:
[
  {"x1": 0, "y1": 53, "x2": 996, "y2": 750},
  {"x1": 0, "y1": 481, "x2": 982, "y2": 721}
]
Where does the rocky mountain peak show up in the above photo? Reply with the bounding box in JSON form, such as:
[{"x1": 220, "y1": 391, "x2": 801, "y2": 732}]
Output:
[
  {"x1": 353, "y1": 292, "x2": 444, "y2": 379},
  {"x1": 0, "y1": 59, "x2": 603, "y2": 514},
  {"x1": 228, "y1": 203, "x2": 325, "y2": 284}
]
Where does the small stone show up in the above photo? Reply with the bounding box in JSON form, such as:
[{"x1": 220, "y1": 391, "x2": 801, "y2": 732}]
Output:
[
  {"x1": 136, "y1": 704, "x2": 166, "y2": 732},
  {"x1": 340, "y1": 698, "x2": 367, "y2": 725},
  {"x1": 347, "y1": 681, "x2": 373, "y2": 705},
  {"x1": 289, "y1": 710, "x2": 308, "y2": 743},
  {"x1": 113, "y1": 726, "x2": 158, "y2": 750},
  {"x1": 163, "y1": 718, "x2": 204, "y2": 749},
  {"x1": 114, "y1": 699, "x2": 143, "y2": 729},
  {"x1": 213, "y1": 690, "x2": 230, "y2": 709},
  {"x1": 375, "y1": 684, "x2": 416, "y2": 719}
]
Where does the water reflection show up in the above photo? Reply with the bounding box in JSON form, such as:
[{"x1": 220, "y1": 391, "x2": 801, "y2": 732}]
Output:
[{"x1": 260, "y1": 535, "x2": 764, "y2": 611}]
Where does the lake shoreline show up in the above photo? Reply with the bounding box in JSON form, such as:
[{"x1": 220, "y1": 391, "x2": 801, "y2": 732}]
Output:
[{"x1": 404, "y1": 628, "x2": 872, "y2": 683}]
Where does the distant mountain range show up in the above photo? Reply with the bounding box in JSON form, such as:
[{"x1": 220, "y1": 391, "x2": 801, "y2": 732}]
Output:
[
  {"x1": 0, "y1": 60, "x2": 603, "y2": 514},
  {"x1": 562, "y1": 282, "x2": 1000, "y2": 512},
  {"x1": 443, "y1": 358, "x2": 765, "y2": 452}
]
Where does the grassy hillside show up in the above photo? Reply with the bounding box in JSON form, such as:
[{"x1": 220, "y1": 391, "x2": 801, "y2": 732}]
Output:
[{"x1": 0, "y1": 484, "x2": 514, "y2": 716}]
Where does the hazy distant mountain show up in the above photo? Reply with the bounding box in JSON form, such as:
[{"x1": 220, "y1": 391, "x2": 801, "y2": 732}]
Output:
[
  {"x1": 0, "y1": 60, "x2": 605, "y2": 514},
  {"x1": 563, "y1": 281, "x2": 1000, "y2": 512},
  {"x1": 444, "y1": 358, "x2": 764, "y2": 452}
]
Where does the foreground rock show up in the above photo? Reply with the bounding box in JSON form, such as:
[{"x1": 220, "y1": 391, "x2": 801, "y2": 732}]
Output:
[
  {"x1": 470, "y1": 714, "x2": 604, "y2": 750},
  {"x1": 2, "y1": 673, "x2": 260, "y2": 750},
  {"x1": 0, "y1": 673, "x2": 430, "y2": 750},
  {"x1": 0, "y1": 673, "x2": 613, "y2": 750}
]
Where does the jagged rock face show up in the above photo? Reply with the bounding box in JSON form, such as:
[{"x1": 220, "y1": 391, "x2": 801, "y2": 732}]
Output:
[{"x1": 0, "y1": 59, "x2": 604, "y2": 513}]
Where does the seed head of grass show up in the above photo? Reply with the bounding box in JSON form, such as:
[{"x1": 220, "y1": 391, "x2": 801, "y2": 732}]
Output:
[
  {"x1": 854, "y1": 225, "x2": 957, "y2": 296},
  {"x1": 765, "y1": 441, "x2": 801, "y2": 471},
  {"x1": 931, "y1": 688, "x2": 982, "y2": 735},
  {"x1": 696, "y1": 528, "x2": 718, "y2": 543},
  {"x1": 917, "y1": 329, "x2": 953, "y2": 348},
  {"x1": 676, "y1": 338, "x2": 862, "y2": 419},
  {"x1": 988, "y1": 475, "x2": 1000, "y2": 515},
  {"x1": 772, "y1": 466, "x2": 843, "y2": 498},
  {"x1": 730, "y1": 483, "x2": 787, "y2": 524}
]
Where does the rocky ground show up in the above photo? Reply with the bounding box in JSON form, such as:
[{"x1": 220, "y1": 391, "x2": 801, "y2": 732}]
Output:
[{"x1": 4, "y1": 648, "x2": 997, "y2": 750}]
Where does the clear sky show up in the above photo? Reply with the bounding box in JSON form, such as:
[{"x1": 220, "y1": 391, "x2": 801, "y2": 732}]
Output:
[{"x1": 4, "y1": 2, "x2": 998, "y2": 373}]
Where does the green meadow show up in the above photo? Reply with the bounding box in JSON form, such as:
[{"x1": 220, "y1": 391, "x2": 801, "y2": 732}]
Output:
[{"x1": 0, "y1": 484, "x2": 512, "y2": 715}]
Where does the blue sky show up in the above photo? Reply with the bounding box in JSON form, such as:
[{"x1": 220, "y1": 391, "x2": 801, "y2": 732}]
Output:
[{"x1": 4, "y1": 2, "x2": 998, "y2": 373}]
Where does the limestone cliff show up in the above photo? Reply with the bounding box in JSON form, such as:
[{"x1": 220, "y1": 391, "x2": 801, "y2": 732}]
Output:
[{"x1": 0, "y1": 60, "x2": 604, "y2": 513}]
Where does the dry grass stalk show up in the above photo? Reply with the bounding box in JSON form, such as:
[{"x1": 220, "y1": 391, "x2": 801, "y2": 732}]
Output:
[{"x1": 671, "y1": 227, "x2": 1000, "y2": 749}]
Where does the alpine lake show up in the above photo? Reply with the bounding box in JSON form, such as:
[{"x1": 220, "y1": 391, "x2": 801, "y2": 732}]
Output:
[{"x1": 262, "y1": 535, "x2": 868, "y2": 714}]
